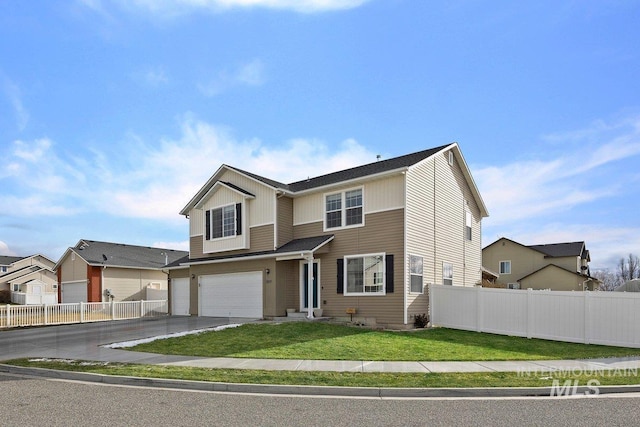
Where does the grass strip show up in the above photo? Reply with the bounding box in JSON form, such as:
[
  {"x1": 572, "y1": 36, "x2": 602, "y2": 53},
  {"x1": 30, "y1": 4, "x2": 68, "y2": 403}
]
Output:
[{"x1": 5, "y1": 358, "x2": 640, "y2": 389}]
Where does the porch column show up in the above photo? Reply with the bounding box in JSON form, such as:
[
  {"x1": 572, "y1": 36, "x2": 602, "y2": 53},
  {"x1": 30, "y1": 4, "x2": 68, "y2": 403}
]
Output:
[{"x1": 306, "y1": 255, "x2": 314, "y2": 319}]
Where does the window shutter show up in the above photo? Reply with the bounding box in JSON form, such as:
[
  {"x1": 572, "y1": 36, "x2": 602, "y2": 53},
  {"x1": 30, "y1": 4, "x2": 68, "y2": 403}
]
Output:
[
  {"x1": 337, "y1": 258, "x2": 344, "y2": 294},
  {"x1": 205, "y1": 210, "x2": 211, "y2": 240},
  {"x1": 385, "y1": 254, "x2": 394, "y2": 293},
  {"x1": 235, "y1": 203, "x2": 242, "y2": 236}
]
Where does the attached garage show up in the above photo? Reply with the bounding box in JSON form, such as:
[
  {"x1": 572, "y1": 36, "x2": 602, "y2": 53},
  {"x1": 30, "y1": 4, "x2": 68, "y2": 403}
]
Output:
[
  {"x1": 171, "y1": 277, "x2": 190, "y2": 316},
  {"x1": 199, "y1": 271, "x2": 263, "y2": 318},
  {"x1": 61, "y1": 281, "x2": 87, "y2": 303}
]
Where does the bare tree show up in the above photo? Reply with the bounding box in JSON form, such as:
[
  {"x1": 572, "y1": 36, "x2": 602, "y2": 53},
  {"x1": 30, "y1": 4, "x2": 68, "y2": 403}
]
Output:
[
  {"x1": 617, "y1": 253, "x2": 640, "y2": 282},
  {"x1": 593, "y1": 269, "x2": 620, "y2": 291}
]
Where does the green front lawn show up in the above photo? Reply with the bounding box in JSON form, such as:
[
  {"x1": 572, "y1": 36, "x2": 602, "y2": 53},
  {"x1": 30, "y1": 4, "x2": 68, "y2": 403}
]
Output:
[{"x1": 130, "y1": 322, "x2": 640, "y2": 361}]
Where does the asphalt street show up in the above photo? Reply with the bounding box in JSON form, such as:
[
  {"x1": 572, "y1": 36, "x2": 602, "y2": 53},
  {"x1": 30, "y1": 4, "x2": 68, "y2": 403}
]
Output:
[{"x1": 2, "y1": 371, "x2": 640, "y2": 427}]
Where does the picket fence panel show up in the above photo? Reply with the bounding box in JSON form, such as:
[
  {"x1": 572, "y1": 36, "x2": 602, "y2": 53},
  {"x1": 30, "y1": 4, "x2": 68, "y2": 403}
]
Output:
[{"x1": 0, "y1": 300, "x2": 168, "y2": 329}]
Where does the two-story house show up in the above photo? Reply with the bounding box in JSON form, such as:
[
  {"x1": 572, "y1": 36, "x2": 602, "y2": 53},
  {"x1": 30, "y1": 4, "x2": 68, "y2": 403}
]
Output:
[
  {"x1": 482, "y1": 238, "x2": 600, "y2": 291},
  {"x1": 168, "y1": 143, "x2": 488, "y2": 328}
]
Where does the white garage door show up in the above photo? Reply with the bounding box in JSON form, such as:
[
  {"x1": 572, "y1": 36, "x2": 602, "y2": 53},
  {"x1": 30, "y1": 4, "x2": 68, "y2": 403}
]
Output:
[
  {"x1": 199, "y1": 271, "x2": 263, "y2": 318},
  {"x1": 62, "y1": 281, "x2": 87, "y2": 303},
  {"x1": 171, "y1": 277, "x2": 190, "y2": 316}
]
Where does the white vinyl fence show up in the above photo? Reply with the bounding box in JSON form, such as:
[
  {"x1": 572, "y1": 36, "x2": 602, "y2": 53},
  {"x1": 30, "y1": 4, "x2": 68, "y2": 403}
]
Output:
[
  {"x1": 430, "y1": 284, "x2": 640, "y2": 348},
  {"x1": 0, "y1": 300, "x2": 168, "y2": 329}
]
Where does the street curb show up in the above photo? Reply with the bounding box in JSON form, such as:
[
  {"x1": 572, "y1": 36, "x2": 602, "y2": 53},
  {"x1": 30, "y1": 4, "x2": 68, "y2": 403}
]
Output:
[{"x1": 3, "y1": 364, "x2": 640, "y2": 398}]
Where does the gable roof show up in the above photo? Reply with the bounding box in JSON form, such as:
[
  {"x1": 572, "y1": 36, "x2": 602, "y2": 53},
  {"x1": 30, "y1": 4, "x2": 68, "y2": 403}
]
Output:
[
  {"x1": 181, "y1": 142, "x2": 488, "y2": 217},
  {"x1": 484, "y1": 237, "x2": 588, "y2": 258},
  {"x1": 57, "y1": 240, "x2": 188, "y2": 270},
  {"x1": 518, "y1": 263, "x2": 598, "y2": 282}
]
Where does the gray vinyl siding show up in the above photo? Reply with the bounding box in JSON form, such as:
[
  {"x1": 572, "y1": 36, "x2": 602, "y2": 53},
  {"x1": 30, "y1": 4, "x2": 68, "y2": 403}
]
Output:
[
  {"x1": 292, "y1": 209, "x2": 405, "y2": 327},
  {"x1": 103, "y1": 268, "x2": 168, "y2": 301}
]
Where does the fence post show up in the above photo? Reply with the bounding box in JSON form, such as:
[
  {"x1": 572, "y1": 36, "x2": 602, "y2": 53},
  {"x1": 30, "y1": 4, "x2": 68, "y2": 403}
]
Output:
[
  {"x1": 43, "y1": 304, "x2": 48, "y2": 326},
  {"x1": 80, "y1": 302, "x2": 84, "y2": 323},
  {"x1": 526, "y1": 288, "x2": 533, "y2": 339},
  {"x1": 7, "y1": 304, "x2": 11, "y2": 328},
  {"x1": 584, "y1": 291, "x2": 590, "y2": 345},
  {"x1": 428, "y1": 284, "x2": 433, "y2": 324},
  {"x1": 140, "y1": 300, "x2": 145, "y2": 318},
  {"x1": 475, "y1": 285, "x2": 482, "y2": 333},
  {"x1": 110, "y1": 300, "x2": 115, "y2": 320}
]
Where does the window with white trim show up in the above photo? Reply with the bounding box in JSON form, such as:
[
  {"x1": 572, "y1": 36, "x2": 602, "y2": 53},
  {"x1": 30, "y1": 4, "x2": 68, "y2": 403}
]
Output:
[
  {"x1": 206, "y1": 203, "x2": 242, "y2": 240},
  {"x1": 443, "y1": 262, "x2": 453, "y2": 286},
  {"x1": 410, "y1": 255, "x2": 423, "y2": 293},
  {"x1": 12, "y1": 283, "x2": 20, "y2": 292},
  {"x1": 345, "y1": 253, "x2": 385, "y2": 295},
  {"x1": 325, "y1": 188, "x2": 363, "y2": 229},
  {"x1": 499, "y1": 260, "x2": 511, "y2": 275}
]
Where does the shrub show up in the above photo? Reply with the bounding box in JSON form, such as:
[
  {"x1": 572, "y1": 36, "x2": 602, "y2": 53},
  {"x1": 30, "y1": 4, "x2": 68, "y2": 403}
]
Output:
[
  {"x1": 0, "y1": 289, "x2": 11, "y2": 304},
  {"x1": 413, "y1": 313, "x2": 428, "y2": 328}
]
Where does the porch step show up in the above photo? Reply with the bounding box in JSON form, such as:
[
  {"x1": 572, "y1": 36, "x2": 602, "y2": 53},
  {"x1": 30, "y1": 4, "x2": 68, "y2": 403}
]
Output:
[{"x1": 286, "y1": 312, "x2": 307, "y2": 319}]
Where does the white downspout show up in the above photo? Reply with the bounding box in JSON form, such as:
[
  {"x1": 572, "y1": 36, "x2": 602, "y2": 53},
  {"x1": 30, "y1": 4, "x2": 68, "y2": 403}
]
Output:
[{"x1": 306, "y1": 254, "x2": 315, "y2": 319}]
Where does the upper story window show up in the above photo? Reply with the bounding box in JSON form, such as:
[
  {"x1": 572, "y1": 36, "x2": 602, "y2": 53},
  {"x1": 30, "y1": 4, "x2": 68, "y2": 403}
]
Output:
[
  {"x1": 465, "y1": 211, "x2": 472, "y2": 240},
  {"x1": 325, "y1": 188, "x2": 363, "y2": 230},
  {"x1": 206, "y1": 203, "x2": 242, "y2": 240},
  {"x1": 410, "y1": 255, "x2": 424, "y2": 293},
  {"x1": 499, "y1": 260, "x2": 511, "y2": 275}
]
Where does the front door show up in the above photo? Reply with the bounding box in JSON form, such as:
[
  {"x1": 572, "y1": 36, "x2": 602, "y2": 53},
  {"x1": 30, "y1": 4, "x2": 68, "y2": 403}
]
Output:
[{"x1": 300, "y1": 261, "x2": 320, "y2": 311}]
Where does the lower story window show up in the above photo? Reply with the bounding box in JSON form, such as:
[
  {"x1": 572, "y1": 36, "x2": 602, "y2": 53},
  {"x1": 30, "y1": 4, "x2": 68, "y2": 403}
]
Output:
[
  {"x1": 443, "y1": 262, "x2": 453, "y2": 286},
  {"x1": 410, "y1": 255, "x2": 423, "y2": 293},
  {"x1": 345, "y1": 254, "x2": 385, "y2": 295}
]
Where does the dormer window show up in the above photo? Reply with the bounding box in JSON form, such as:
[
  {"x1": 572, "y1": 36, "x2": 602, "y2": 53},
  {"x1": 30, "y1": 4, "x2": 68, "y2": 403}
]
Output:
[
  {"x1": 325, "y1": 188, "x2": 363, "y2": 230},
  {"x1": 206, "y1": 203, "x2": 242, "y2": 240}
]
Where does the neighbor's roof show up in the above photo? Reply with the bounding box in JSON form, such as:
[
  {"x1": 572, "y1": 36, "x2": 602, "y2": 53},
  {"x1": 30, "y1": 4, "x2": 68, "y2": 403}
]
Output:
[
  {"x1": 59, "y1": 240, "x2": 188, "y2": 270},
  {"x1": 0, "y1": 255, "x2": 25, "y2": 265},
  {"x1": 484, "y1": 237, "x2": 588, "y2": 258},
  {"x1": 527, "y1": 242, "x2": 586, "y2": 258}
]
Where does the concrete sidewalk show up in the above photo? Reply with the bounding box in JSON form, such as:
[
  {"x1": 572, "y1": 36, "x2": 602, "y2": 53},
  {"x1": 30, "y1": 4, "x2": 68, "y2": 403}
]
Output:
[{"x1": 161, "y1": 355, "x2": 640, "y2": 374}]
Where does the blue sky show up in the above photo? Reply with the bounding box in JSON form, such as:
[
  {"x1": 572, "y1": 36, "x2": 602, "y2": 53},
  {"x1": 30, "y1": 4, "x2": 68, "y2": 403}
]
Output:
[{"x1": 1, "y1": 0, "x2": 639, "y2": 271}]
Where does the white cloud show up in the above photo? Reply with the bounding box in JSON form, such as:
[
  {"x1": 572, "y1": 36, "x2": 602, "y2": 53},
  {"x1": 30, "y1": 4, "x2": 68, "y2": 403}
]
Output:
[
  {"x1": 475, "y1": 115, "x2": 640, "y2": 227},
  {"x1": 1, "y1": 74, "x2": 29, "y2": 131},
  {"x1": 118, "y1": 0, "x2": 370, "y2": 15},
  {"x1": 0, "y1": 241, "x2": 17, "y2": 256},
  {"x1": 1, "y1": 115, "x2": 374, "y2": 224},
  {"x1": 197, "y1": 59, "x2": 265, "y2": 97}
]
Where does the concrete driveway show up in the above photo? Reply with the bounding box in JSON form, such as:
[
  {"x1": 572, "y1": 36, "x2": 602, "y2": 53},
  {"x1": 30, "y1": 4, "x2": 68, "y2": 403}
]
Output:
[{"x1": 0, "y1": 316, "x2": 238, "y2": 364}]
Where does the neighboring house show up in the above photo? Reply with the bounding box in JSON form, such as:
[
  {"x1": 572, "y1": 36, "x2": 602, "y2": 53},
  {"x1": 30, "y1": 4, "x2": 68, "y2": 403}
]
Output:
[
  {"x1": 55, "y1": 240, "x2": 188, "y2": 303},
  {"x1": 168, "y1": 143, "x2": 488, "y2": 327},
  {"x1": 0, "y1": 254, "x2": 58, "y2": 304},
  {"x1": 482, "y1": 238, "x2": 600, "y2": 291}
]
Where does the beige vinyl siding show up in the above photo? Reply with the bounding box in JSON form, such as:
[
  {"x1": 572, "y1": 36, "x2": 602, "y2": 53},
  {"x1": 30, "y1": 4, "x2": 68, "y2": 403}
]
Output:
[
  {"x1": 9, "y1": 255, "x2": 55, "y2": 272},
  {"x1": 553, "y1": 256, "x2": 581, "y2": 273},
  {"x1": 59, "y1": 253, "x2": 88, "y2": 283},
  {"x1": 189, "y1": 208, "x2": 204, "y2": 237},
  {"x1": 217, "y1": 169, "x2": 275, "y2": 227},
  {"x1": 520, "y1": 265, "x2": 586, "y2": 291},
  {"x1": 277, "y1": 196, "x2": 294, "y2": 247},
  {"x1": 292, "y1": 209, "x2": 405, "y2": 326},
  {"x1": 103, "y1": 268, "x2": 168, "y2": 301},
  {"x1": 189, "y1": 224, "x2": 275, "y2": 260},
  {"x1": 293, "y1": 174, "x2": 405, "y2": 226},
  {"x1": 10, "y1": 269, "x2": 58, "y2": 292},
  {"x1": 483, "y1": 240, "x2": 546, "y2": 287}
]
